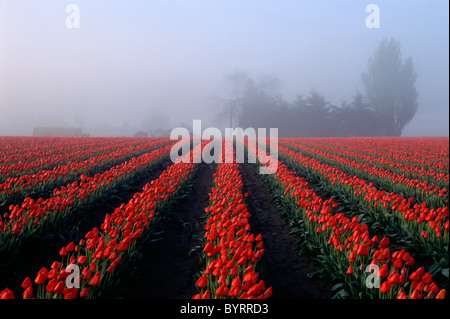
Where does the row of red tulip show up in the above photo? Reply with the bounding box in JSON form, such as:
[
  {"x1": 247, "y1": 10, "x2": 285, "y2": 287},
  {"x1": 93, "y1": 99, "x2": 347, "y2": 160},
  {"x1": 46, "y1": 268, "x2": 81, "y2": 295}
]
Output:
[
  {"x1": 0, "y1": 139, "x2": 202, "y2": 299},
  {"x1": 288, "y1": 138, "x2": 449, "y2": 187},
  {"x1": 0, "y1": 136, "x2": 88, "y2": 166},
  {"x1": 314, "y1": 137, "x2": 449, "y2": 171},
  {"x1": 282, "y1": 139, "x2": 448, "y2": 206},
  {"x1": 0, "y1": 137, "x2": 157, "y2": 177},
  {"x1": 0, "y1": 138, "x2": 170, "y2": 204},
  {"x1": 277, "y1": 143, "x2": 448, "y2": 258},
  {"x1": 193, "y1": 146, "x2": 271, "y2": 299},
  {"x1": 245, "y1": 139, "x2": 446, "y2": 299},
  {"x1": 0, "y1": 142, "x2": 174, "y2": 248}
]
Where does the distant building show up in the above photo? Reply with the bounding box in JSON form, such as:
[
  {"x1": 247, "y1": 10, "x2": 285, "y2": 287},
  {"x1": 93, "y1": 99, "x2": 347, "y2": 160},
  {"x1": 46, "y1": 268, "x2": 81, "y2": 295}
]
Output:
[{"x1": 32, "y1": 127, "x2": 89, "y2": 137}]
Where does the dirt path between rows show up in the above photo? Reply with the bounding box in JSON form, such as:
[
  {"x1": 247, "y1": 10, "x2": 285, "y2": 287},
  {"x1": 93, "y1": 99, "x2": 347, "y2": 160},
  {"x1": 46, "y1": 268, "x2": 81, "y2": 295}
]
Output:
[
  {"x1": 107, "y1": 162, "x2": 215, "y2": 298},
  {"x1": 239, "y1": 162, "x2": 332, "y2": 299}
]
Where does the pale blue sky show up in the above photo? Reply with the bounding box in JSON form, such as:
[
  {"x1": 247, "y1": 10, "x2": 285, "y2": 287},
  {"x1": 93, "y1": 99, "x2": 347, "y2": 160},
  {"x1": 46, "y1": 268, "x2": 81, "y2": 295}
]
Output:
[{"x1": 0, "y1": 0, "x2": 448, "y2": 136}]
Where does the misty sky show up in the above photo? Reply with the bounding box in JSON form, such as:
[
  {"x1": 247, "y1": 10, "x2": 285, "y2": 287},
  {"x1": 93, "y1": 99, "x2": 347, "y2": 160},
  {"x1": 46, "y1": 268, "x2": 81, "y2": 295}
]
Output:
[{"x1": 0, "y1": 0, "x2": 448, "y2": 136}]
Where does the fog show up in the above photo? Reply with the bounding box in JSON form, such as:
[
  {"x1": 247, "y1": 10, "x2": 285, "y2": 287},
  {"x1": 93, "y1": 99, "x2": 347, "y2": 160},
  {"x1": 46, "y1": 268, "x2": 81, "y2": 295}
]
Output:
[{"x1": 0, "y1": 0, "x2": 448, "y2": 137}]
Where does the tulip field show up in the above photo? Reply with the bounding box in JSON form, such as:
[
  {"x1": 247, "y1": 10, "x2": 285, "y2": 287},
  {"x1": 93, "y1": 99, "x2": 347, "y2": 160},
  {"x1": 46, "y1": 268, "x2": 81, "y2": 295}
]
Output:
[{"x1": 0, "y1": 136, "x2": 448, "y2": 300}]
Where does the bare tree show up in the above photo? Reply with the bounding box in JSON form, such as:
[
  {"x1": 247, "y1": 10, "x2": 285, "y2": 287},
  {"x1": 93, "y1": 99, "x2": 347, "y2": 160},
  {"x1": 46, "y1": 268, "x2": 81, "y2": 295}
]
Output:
[{"x1": 213, "y1": 72, "x2": 249, "y2": 129}]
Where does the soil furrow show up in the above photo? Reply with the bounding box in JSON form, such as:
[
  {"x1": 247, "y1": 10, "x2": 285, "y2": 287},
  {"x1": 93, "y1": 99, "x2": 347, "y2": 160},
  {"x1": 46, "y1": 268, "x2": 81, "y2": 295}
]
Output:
[
  {"x1": 107, "y1": 162, "x2": 215, "y2": 298},
  {"x1": 239, "y1": 162, "x2": 332, "y2": 299}
]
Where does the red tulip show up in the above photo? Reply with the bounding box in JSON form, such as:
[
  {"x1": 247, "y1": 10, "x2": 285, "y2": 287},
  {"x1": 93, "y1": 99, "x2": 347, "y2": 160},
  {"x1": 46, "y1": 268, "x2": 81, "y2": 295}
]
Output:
[
  {"x1": 356, "y1": 244, "x2": 369, "y2": 256},
  {"x1": 63, "y1": 287, "x2": 78, "y2": 299},
  {"x1": 89, "y1": 271, "x2": 101, "y2": 286},
  {"x1": 80, "y1": 287, "x2": 89, "y2": 298},
  {"x1": 248, "y1": 283, "x2": 262, "y2": 296},
  {"x1": 231, "y1": 276, "x2": 242, "y2": 288},
  {"x1": 436, "y1": 289, "x2": 446, "y2": 299},
  {"x1": 218, "y1": 274, "x2": 227, "y2": 285},
  {"x1": 421, "y1": 272, "x2": 433, "y2": 284},
  {"x1": 44, "y1": 279, "x2": 56, "y2": 294},
  {"x1": 409, "y1": 267, "x2": 424, "y2": 282},
  {"x1": 393, "y1": 259, "x2": 403, "y2": 269},
  {"x1": 196, "y1": 275, "x2": 208, "y2": 288},
  {"x1": 397, "y1": 290, "x2": 408, "y2": 299},
  {"x1": 428, "y1": 282, "x2": 439, "y2": 295},
  {"x1": 244, "y1": 265, "x2": 254, "y2": 274},
  {"x1": 203, "y1": 242, "x2": 214, "y2": 253},
  {"x1": 215, "y1": 284, "x2": 228, "y2": 297},
  {"x1": 59, "y1": 247, "x2": 67, "y2": 257},
  {"x1": 378, "y1": 237, "x2": 390, "y2": 248},
  {"x1": 228, "y1": 285, "x2": 240, "y2": 297},
  {"x1": 415, "y1": 281, "x2": 424, "y2": 292},
  {"x1": 22, "y1": 286, "x2": 33, "y2": 299},
  {"x1": 380, "y1": 248, "x2": 390, "y2": 261},
  {"x1": 377, "y1": 264, "x2": 389, "y2": 278},
  {"x1": 410, "y1": 289, "x2": 422, "y2": 299},
  {"x1": 81, "y1": 267, "x2": 91, "y2": 280},
  {"x1": 240, "y1": 282, "x2": 251, "y2": 291},
  {"x1": 348, "y1": 251, "x2": 356, "y2": 263},
  {"x1": 237, "y1": 256, "x2": 247, "y2": 266},
  {"x1": 54, "y1": 281, "x2": 65, "y2": 294},
  {"x1": 35, "y1": 273, "x2": 47, "y2": 285},
  {"x1": 51, "y1": 261, "x2": 61, "y2": 269},
  {"x1": 47, "y1": 268, "x2": 58, "y2": 280},
  {"x1": 380, "y1": 281, "x2": 391, "y2": 294},
  {"x1": 388, "y1": 271, "x2": 401, "y2": 285},
  {"x1": 401, "y1": 252, "x2": 411, "y2": 262},
  {"x1": 263, "y1": 287, "x2": 272, "y2": 299},
  {"x1": 21, "y1": 277, "x2": 32, "y2": 289},
  {"x1": 77, "y1": 255, "x2": 88, "y2": 264},
  {"x1": 202, "y1": 290, "x2": 210, "y2": 299},
  {"x1": 0, "y1": 288, "x2": 15, "y2": 299},
  {"x1": 66, "y1": 242, "x2": 75, "y2": 252}
]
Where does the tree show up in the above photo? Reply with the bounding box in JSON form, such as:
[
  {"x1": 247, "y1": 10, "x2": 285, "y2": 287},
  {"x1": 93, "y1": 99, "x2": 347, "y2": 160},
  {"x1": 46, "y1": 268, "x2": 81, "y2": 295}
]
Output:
[
  {"x1": 212, "y1": 72, "x2": 249, "y2": 130},
  {"x1": 301, "y1": 90, "x2": 332, "y2": 137},
  {"x1": 289, "y1": 95, "x2": 308, "y2": 137},
  {"x1": 362, "y1": 37, "x2": 418, "y2": 136},
  {"x1": 215, "y1": 72, "x2": 288, "y2": 135},
  {"x1": 238, "y1": 79, "x2": 286, "y2": 131},
  {"x1": 340, "y1": 91, "x2": 380, "y2": 136}
]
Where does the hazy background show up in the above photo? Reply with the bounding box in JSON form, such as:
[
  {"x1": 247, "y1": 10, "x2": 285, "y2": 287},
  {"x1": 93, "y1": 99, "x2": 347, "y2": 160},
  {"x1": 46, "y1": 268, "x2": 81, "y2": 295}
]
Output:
[{"x1": 0, "y1": 0, "x2": 448, "y2": 137}]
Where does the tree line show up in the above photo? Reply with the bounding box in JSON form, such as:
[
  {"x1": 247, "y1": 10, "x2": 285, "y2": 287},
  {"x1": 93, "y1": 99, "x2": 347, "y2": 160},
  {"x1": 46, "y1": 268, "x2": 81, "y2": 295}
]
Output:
[{"x1": 219, "y1": 37, "x2": 418, "y2": 137}]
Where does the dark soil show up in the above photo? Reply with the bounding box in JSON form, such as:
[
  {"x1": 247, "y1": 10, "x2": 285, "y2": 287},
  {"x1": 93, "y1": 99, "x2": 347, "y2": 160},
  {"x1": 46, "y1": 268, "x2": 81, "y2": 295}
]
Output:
[
  {"x1": 107, "y1": 162, "x2": 215, "y2": 299},
  {"x1": 239, "y1": 162, "x2": 332, "y2": 299}
]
